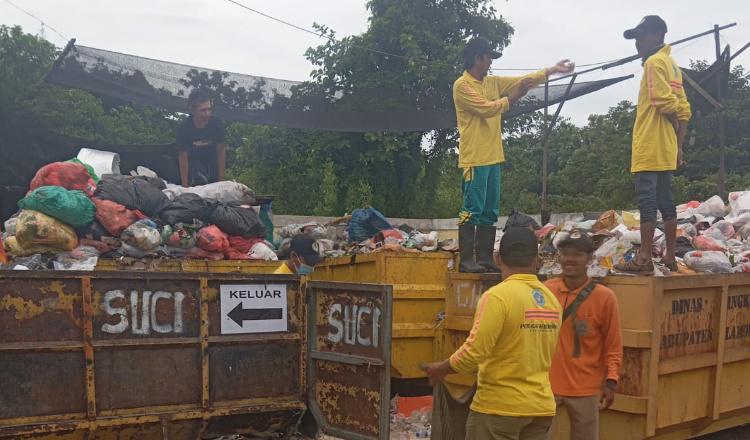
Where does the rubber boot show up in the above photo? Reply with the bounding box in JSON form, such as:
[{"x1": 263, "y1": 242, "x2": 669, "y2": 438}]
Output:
[
  {"x1": 458, "y1": 224, "x2": 486, "y2": 273},
  {"x1": 475, "y1": 226, "x2": 502, "y2": 273}
]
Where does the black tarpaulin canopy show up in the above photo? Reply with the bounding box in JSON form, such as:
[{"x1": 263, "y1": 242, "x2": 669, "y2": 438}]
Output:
[{"x1": 45, "y1": 42, "x2": 632, "y2": 133}]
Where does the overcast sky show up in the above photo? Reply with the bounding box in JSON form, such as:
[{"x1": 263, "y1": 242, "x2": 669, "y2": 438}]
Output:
[{"x1": 1, "y1": 0, "x2": 748, "y2": 126}]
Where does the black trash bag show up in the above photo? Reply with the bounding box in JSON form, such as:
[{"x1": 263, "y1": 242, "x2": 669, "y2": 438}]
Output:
[
  {"x1": 93, "y1": 175, "x2": 171, "y2": 217},
  {"x1": 208, "y1": 202, "x2": 266, "y2": 238},
  {"x1": 75, "y1": 220, "x2": 112, "y2": 241},
  {"x1": 131, "y1": 175, "x2": 167, "y2": 190},
  {"x1": 503, "y1": 209, "x2": 540, "y2": 231},
  {"x1": 675, "y1": 236, "x2": 694, "y2": 258},
  {"x1": 158, "y1": 193, "x2": 213, "y2": 225}
]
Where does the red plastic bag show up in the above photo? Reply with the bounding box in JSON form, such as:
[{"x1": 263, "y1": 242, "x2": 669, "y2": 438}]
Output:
[
  {"x1": 30, "y1": 162, "x2": 96, "y2": 197},
  {"x1": 78, "y1": 238, "x2": 112, "y2": 254},
  {"x1": 692, "y1": 235, "x2": 726, "y2": 251},
  {"x1": 196, "y1": 225, "x2": 230, "y2": 254},
  {"x1": 92, "y1": 198, "x2": 139, "y2": 237},
  {"x1": 228, "y1": 236, "x2": 265, "y2": 254}
]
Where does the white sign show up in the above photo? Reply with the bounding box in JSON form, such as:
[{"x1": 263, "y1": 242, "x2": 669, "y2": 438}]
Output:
[{"x1": 220, "y1": 284, "x2": 288, "y2": 334}]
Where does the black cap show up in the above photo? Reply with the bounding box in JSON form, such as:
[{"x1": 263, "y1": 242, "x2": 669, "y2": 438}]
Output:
[
  {"x1": 499, "y1": 227, "x2": 538, "y2": 258},
  {"x1": 463, "y1": 37, "x2": 502, "y2": 63},
  {"x1": 290, "y1": 234, "x2": 323, "y2": 266},
  {"x1": 557, "y1": 230, "x2": 595, "y2": 253},
  {"x1": 624, "y1": 15, "x2": 668, "y2": 40}
]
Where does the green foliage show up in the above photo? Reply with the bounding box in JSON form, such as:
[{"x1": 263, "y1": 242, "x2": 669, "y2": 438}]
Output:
[{"x1": 0, "y1": 25, "x2": 175, "y2": 145}]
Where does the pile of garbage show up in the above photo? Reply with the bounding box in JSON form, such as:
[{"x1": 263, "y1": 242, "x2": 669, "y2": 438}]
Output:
[
  {"x1": 0, "y1": 153, "x2": 453, "y2": 271},
  {"x1": 275, "y1": 206, "x2": 458, "y2": 261},
  {"x1": 531, "y1": 193, "x2": 750, "y2": 277},
  {"x1": 0, "y1": 156, "x2": 275, "y2": 270}
]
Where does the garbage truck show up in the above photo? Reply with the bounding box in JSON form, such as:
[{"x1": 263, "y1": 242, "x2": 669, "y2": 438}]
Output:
[{"x1": 0, "y1": 269, "x2": 393, "y2": 440}]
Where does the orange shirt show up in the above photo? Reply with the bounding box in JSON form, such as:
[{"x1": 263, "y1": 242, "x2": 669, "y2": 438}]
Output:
[{"x1": 544, "y1": 277, "x2": 623, "y2": 397}]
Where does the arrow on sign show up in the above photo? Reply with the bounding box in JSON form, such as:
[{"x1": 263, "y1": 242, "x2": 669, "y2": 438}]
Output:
[{"x1": 227, "y1": 303, "x2": 283, "y2": 326}]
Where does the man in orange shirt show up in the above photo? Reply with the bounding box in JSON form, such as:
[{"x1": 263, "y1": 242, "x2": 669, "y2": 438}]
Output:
[{"x1": 545, "y1": 231, "x2": 623, "y2": 440}]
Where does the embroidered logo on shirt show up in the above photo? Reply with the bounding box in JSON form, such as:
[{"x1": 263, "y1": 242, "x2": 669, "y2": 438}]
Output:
[
  {"x1": 524, "y1": 309, "x2": 559, "y2": 321},
  {"x1": 576, "y1": 320, "x2": 590, "y2": 335},
  {"x1": 532, "y1": 290, "x2": 546, "y2": 307}
]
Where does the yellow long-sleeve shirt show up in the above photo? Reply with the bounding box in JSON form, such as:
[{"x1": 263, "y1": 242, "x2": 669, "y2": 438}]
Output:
[
  {"x1": 631, "y1": 44, "x2": 692, "y2": 173},
  {"x1": 449, "y1": 274, "x2": 562, "y2": 417},
  {"x1": 453, "y1": 69, "x2": 548, "y2": 168}
]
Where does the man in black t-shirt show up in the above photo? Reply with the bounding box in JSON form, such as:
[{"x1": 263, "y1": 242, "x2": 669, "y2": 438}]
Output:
[{"x1": 176, "y1": 90, "x2": 226, "y2": 187}]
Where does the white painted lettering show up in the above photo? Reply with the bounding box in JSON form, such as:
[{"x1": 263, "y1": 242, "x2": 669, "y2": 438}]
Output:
[
  {"x1": 327, "y1": 303, "x2": 343, "y2": 343},
  {"x1": 100, "y1": 289, "x2": 185, "y2": 335},
  {"x1": 357, "y1": 306, "x2": 372, "y2": 346},
  {"x1": 130, "y1": 290, "x2": 151, "y2": 335},
  {"x1": 326, "y1": 302, "x2": 382, "y2": 348},
  {"x1": 102, "y1": 290, "x2": 128, "y2": 334},
  {"x1": 151, "y1": 291, "x2": 173, "y2": 334}
]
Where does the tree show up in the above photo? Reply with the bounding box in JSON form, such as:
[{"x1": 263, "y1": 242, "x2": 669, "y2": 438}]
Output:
[{"x1": 230, "y1": 0, "x2": 514, "y2": 217}]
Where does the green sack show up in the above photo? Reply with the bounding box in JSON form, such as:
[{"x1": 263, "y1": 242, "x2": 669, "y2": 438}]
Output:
[
  {"x1": 18, "y1": 186, "x2": 97, "y2": 228},
  {"x1": 66, "y1": 158, "x2": 100, "y2": 183}
]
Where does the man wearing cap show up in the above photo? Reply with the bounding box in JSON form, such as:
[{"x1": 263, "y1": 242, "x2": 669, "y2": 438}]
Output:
[
  {"x1": 426, "y1": 227, "x2": 562, "y2": 440},
  {"x1": 177, "y1": 89, "x2": 227, "y2": 187},
  {"x1": 274, "y1": 234, "x2": 323, "y2": 275},
  {"x1": 615, "y1": 16, "x2": 691, "y2": 274},
  {"x1": 454, "y1": 37, "x2": 574, "y2": 274},
  {"x1": 545, "y1": 231, "x2": 622, "y2": 440}
]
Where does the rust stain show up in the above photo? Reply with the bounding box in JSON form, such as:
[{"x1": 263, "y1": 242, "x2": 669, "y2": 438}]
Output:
[{"x1": 0, "y1": 280, "x2": 81, "y2": 327}]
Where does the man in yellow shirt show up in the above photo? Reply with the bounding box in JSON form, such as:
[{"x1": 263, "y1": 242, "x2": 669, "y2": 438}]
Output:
[
  {"x1": 427, "y1": 227, "x2": 562, "y2": 440},
  {"x1": 454, "y1": 37, "x2": 574, "y2": 273},
  {"x1": 615, "y1": 16, "x2": 691, "y2": 274},
  {"x1": 273, "y1": 234, "x2": 323, "y2": 275}
]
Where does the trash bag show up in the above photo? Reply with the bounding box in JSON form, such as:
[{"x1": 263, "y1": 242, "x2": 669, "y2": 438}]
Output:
[
  {"x1": 349, "y1": 207, "x2": 393, "y2": 243},
  {"x1": 677, "y1": 223, "x2": 698, "y2": 239},
  {"x1": 3, "y1": 216, "x2": 17, "y2": 236},
  {"x1": 75, "y1": 220, "x2": 112, "y2": 241},
  {"x1": 696, "y1": 195, "x2": 727, "y2": 218},
  {"x1": 683, "y1": 251, "x2": 732, "y2": 273},
  {"x1": 593, "y1": 210, "x2": 623, "y2": 232},
  {"x1": 4, "y1": 235, "x2": 65, "y2": 256},
  {"x1": 10, "y1": 254, "x2": 48, "y2": 270},
  {"x1": 249, "y1": 241, "x2": 278, "y2": 260},
  {"x1": 728, "y1": 191, "x2": 750, "y2": 219},
  {"x1": 18, "y1": 186, "x2": 96, "y2": 228},
  {"x1": 157, "y1": 193, "x2": 213, "y2": 225},
  {"x1": 29, "y1": 162, "x2": 96, "y2": 197},
  {"x1": 675, "y1": 237, "x2": 694, "y2": 258},
  {"x1": 121, "y1": 219, "x2": 162, "y2": 252},
  {"x1": 208, "y1": 202, "x2": 266, "y2": 238},
  {"x1": 693, "y1": 235, "x2": 726, "y2": 251},
  {"x1": 92, "y1": 198, "x2": 139, "y2": 237},
  {"x1": 503, "y1": 209, "x2": 540, "y2": 231},
  {"x1": 53, "y1": 246, "x2": 100, "y2": 271},
  {"x1": 78, "y1": 238, "x2": 111, "y2": 254},
  {"x1": 15, "y1": 210, "x2": 78, "y2": 251},
  {"x1": 706, "y1": 220, "x2": 735, "y2": 239},
  {"x1": 66, "y1": 158, "x2": 100, "y2": 183},
  {"x1": 228, "y1": 236, "x2": 265, "y2": 254},
  {"x1": 164, "y1": 224, "x2": 198, "y2": 249},
  {"x1": 94, "y1": 175, "x2": 171, "y2": 217},
  {"x1": 196, "y1": 225, "x2": 230, "y2": 254},
  {"x1": 163, "y1": 181, "x2": 256, "y2": 204}
]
